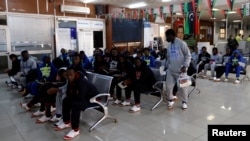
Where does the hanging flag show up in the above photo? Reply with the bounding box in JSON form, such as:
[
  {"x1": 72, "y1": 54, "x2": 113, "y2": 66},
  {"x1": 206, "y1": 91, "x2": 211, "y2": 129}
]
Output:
[
  {"x1": 227, "y1": 0, "x2": 235, "y2": 11},
  {"x1": 207, "y1": 0, "x2": 216, "y2": 11},
  {"x1": 134, "y1": 10, "x2": 138, "y2": 19},
  {"x1": 169, "y1": 4, "x2": 174, "y2": 16},
  {"x1": 192, "y1": 0, "x2": 201, "y2": 12},
  {"x1": 237, "y1": 8, "x2": 244, "y2": 18},
  {"x1": 138, "y1": 9, "x2": 141, "y2": 20},
  {"x1": 187, "y1": 2, "x2": 194, "y2": 12},
  {"x1": 197, "y1": 11, "x2": 202, "y2": 20},
  {"x1": 163, "y1": 13, "x2": 167, "y2": 21},
  {"x1": 145, "y1": 10, "x2": 149, "y2": 21},
  {"x1": 221, "y1": 9, "x2": 229, "y2": 19},
  {"x1": 184, "y1": 12, "x2": 190, "y2": 34},
  {"x1": 159, "y1": 7, "x2": 163, "y2": 18},
  {"x1": 212, "y1": 10, "x2": 217, "y2": 18},
  {"x1": 180, "y1": 3, "x2": 185, "y2": 16}
]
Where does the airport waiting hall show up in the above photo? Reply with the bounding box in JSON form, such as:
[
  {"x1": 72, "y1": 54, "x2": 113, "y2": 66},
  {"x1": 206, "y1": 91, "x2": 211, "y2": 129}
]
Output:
[
  {"x1": 1, "y1": 0, "x2": 250, "y2": 141},
  {"x1": 1, "y1": 73, "x2": 250, "y2": 141}
]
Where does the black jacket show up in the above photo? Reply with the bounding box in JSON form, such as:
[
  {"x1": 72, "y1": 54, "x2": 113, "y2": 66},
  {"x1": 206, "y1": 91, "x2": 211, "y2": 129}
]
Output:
[
  {"x1": 198, "y1": 52, "x2": 211, "y2": 64},
  {"x1": 132, "y1": 61, "x2": 156, "y2": 88},
  {"x1": 66, "y1": 72, "x2": 99, "y2": 105},
  {"x1": 8, "y1": 59, "x2": 20, "y2": 76}
]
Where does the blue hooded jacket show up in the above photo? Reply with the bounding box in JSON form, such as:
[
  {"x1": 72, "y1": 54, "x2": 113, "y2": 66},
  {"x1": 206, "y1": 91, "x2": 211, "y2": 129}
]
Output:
[
  {"x1": 229, "y1": 50, "x2": 243, "y2": 65},
  {"x1": 37, "y1": 55, "x2": 57, "y2": 82}
]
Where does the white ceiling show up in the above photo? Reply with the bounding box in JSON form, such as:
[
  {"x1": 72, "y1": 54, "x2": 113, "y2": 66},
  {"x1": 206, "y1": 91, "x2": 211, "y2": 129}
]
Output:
[{"x1": 66, "y1": 0, "x2": 250, "y2": 22}]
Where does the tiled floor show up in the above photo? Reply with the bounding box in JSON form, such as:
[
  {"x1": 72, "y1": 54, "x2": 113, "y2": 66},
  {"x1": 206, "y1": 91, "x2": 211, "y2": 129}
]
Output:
[{"x1": 0, "y1": 74, "x2": 250, "y2": 141}]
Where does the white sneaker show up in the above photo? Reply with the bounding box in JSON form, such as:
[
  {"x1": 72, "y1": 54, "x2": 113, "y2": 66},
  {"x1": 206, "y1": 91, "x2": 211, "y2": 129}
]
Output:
[
  {"x1": 209, "y1": 77, "x2": 214, "y2": 80},
  {"x1": 54, "y1": 122, "x2": 71, "y2": 131},
  {"x1": 25, "y1": 93, "x2": 34, "y2": 99},
  {"x1": 214, "y1": 78, "x2": 221, "y2": 82},
  {"x1": 32, "y1": 110, "x2": 45, "y2": 117},
  {"x1": 182, "y1": 103, "x2": 188, "y2": 110},
  {"x1": 54, "y1": 119, "x2": 63, "y2": 127},
  {"x1": 51, "y1": 106, "x2": 56, "y2": 113},
  {"x1": 113, "y1": 99, "x2": 121, "y2": 105},
  {"x1": 20, "y1": 103, "x2": 30, "y2": 110},
  {"x1": 49, "y1": 115, "x2": 61, "y2": 122},
  {"x1": 167, "y1": 101, "x2": 174, "y2": 109},
  {"x1": 63, "y1": 130, "x2": 80, "y2": 140},
  {"x1": 36, "y1": 115, "x2": 51, "y2": 123},
  {"x1": 120, "y1": 101, "x2": 131, "y2": 106},
  {"x1": 129, "y1": 105, "x2": 141, "y2": 113},
  {"x1": 34, "y1": 103, "x2": 41, "y2": 107},
  {"x1": 202, "y1": 75, "x2": 207, "y2": 78},
  {"x1": 224, "y1": 78, "x2": 229, "y2": 82},
  {"x1": 173, "y1": 96, "x2": 178, "y2": 100},
  {"x1": 108, "y1": 96, "x2": 114, "y2": 101},
  {"x1": 234, "y1": 79, "x2": 240, "y2": 84}
]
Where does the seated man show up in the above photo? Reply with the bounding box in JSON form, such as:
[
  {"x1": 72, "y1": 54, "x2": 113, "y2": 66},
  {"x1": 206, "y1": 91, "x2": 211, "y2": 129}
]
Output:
[
  {"x1": 203, "y1": 47, "x2": 222, "y2": 79},
  {"x1": 129, "y1": 57, "x2": 156, "y2": 113},
  {"x1": 197, "y1": 46, "x2": 210, "y2": 74},
  {"x1": 142, "y1": 48, "x2": 156, "y2": 68},
  {"x1": 54, "y1": 67, "x2": 99, "y2": 140},
  {"x1": 113, "y1": 55, "x2": 134, "y2": 106},
  {"x1": 5, "y1": 54, "x2": 20, "y2": 87},
  {"x1": 15, "y1": 50, "x2": 37, "y2": 91},
  {"x1": 214, "y1": 48, "x2": 231, "y2": 81},
  {"x1": 224, "y1": 50, "x2": 244, "y2": 84}
]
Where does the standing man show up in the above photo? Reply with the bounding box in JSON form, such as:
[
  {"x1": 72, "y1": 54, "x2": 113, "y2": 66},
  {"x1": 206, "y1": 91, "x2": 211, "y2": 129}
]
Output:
[{"x1": 165, "y1": 29, "x2": 191, "y2": 110}]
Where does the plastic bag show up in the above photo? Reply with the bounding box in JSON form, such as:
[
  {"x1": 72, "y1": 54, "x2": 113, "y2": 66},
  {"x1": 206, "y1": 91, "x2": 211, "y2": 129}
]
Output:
[{"x1": 177, "y1": 73, "x2": 192, "y2": 88}]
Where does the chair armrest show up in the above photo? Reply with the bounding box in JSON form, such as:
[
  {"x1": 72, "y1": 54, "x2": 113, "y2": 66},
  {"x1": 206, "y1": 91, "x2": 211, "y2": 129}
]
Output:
[{"x1": 90, "y1": 93, "x2": 110, "y2": 106}]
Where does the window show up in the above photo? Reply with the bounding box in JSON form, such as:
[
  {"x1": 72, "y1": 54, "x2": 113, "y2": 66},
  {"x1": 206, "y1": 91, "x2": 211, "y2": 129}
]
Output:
[{"x1": 219, "y1": 28, "x2": 225, "y2": 39}]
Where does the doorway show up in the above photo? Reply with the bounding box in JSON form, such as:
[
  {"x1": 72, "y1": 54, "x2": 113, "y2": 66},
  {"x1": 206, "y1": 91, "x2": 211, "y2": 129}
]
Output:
[{"x1": 0, "y1": 26, "x2": 11, "y2": 73}]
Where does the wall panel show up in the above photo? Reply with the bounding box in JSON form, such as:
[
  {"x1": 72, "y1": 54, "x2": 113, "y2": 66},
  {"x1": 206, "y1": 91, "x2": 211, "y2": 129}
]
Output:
[{"x1": 8, "y1": 0, "x2": 37, "y2": 13}]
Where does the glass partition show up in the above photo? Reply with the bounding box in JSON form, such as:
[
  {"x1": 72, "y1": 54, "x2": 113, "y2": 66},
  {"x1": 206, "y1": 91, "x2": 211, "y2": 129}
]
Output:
[{"x1": 8, "y1": 15, "x2": 53, "y2": 52}]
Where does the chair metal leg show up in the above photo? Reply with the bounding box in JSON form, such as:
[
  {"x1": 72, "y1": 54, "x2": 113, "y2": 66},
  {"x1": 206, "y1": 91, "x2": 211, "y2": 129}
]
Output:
[
  {"x1": 89, "y1": 111, "x2": 117, "y2": 132},
  {"x1": 89, "y1": 115, "x2": 106, "y2": 132},
  {"x1": 151, "y1": 96, "x2": 163, "y2": 111}
]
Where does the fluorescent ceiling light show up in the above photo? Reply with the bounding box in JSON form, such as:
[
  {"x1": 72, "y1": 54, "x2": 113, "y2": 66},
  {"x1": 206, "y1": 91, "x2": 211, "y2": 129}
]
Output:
[
  {"x1": 212, "y1": 8, "x2": 219, "y2": 11},
  {"x1": 82, "y1": 0, "x2": 95, "y2": 3},
  {"x1": 228, "y1": 11, "x2": 236, "y2": 14},
  {"x1": 128, "y1": 2, "x2": 147, "y2": 9},
  {"x1": 221, "y1": 19, "x2": 227, "y2": 21},
  {"x1": 233, "y1": 20, "x2": 242, "y2": 22},
  {"x1": 210, "y1": 17, "x2": 216, "y2": 20},
  {"x1": 162, "y1": 0, "x2": 172, "y2": 2},
  {"x1": 175, "y1": 12, "x2": 182, "y2": 15}
]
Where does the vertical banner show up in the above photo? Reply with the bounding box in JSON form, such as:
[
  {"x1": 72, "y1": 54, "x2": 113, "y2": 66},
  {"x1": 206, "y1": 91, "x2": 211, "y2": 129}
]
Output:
[
  {"x1": 192, "y1": 0, "x2": 201, "y2": 35},
  {"x1": 227, "y1": 0, "x2": 235, "y2": 11},
  {"x1": 169, "y1": 4, "x2": 174, "y2": 17}
]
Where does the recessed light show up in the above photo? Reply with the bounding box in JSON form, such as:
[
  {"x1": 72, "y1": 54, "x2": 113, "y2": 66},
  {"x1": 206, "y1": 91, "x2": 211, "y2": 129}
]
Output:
[
  {"x1": 228, "y1": 11, "x2": 236, "y2": 14},
  {"x1": 233, "y1": 20, "x2": 242, "y2": 22},
  {"x1": 82, "y1": 0, "x2": 95, "y2": 3},
  {"x1": 162, "y1": 0, "x2": 172, "y2": 2},
  {"x1": 128, "y1": 2, "x2": 147, "y2": 9},
  {"x1": 212, "y1": 8, "x2": 219, "y2": 11}
]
